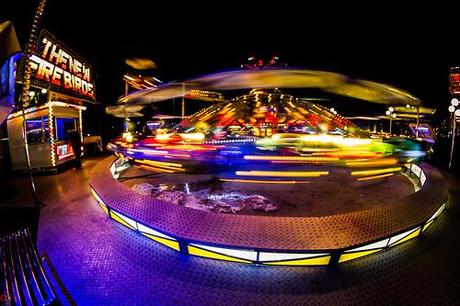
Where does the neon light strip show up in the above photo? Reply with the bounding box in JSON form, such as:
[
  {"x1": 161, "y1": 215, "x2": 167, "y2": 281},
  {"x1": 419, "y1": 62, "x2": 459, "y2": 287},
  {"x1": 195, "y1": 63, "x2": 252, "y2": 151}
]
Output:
[
  {"x1": 235, "y1": 170, "x2": 329, "y2": 177},
  {"x1": 263, "y1": 255, "x2": 331, "y2": 266},
  {"x1": 423, "y1": 220, "x2": 434, "y2": 232},
  {"x1": 137, "y1": 164, "x2": 176, "y2": 173},
  {"x1": 390, "y1": 228, "x2": 421, "y2": 246},
  {"x1": 259, "y1": 252, "x2": 328, "y2": 262},
  {"x1": 79, "y1": 108, "x2": 83, "y2": 144},
  {"x1": 137, "y1": 223, "x2": 176, "y2": 240},
  {"x1": 135, "y1": 159, "x2": 183, "y2": 170},
  {"x1": 50, "y1": 101, "x2": 87, "y2": 110},
  {"x1": 49, "y1": 104, "x2": 56, "y2": 167},
  {"x1": 7, "y1": 101, "x2": 86, "y2": 120},
  {"x1": 187, "y1": 245, "x2": 252, "y2": 263},
  {"x1": 7, "y1": 104, "x2": 48, "y2": 120},
  {"x1": 427, "y1": 203, "x2": 445, "y2": 222},
  {"x1": 346, "y1": 158, "x2": 398, "y2": 168},
  {"x1": 90, "y1": 188, "x2": 104, "y2": 204},
  {"x1": 388, "y1": 228, "x2": 419, "y2": 246},
  {"x1": 57, "y1": 152, "x2": 74, "y2": 160},
  {"x1": 220, "y1": 178, "x2": 310, "y2": 184},
  {"x1": 420, "y1": 172, "x2": 426, "y2": 185},
  {"x1": 138, "y1": 159, "x2": 183, "y2": 168},
  {"x1": 339, "y1": 249, "x2": 381, "y2": 263},
  {"x1": 351, "y1": 167, "x2": 401, "y2": 177},
  {"x1": 344, "y1": 238, "x2": 389, "y2": 252},
  {"x1": 244, "y1": 155, "x2": 339, "y2": 163},
  {"x1": 143, "y1": 234, "x2": 180, "y2": 251},
  {"x1": 125, "y1": 148, "x2": 169, "y2": 155},
  {"x1": 165, "y1": 154, "x2": 191, "y2": 159},
  {"x1": 356, "y1": 173, "x2": 394, "y2": 181},
  {"x1": 110, "y1": 210, "x2": 137, "y2": 230},
  {"x1": 189, "y1": 243, "x2": 258, "y2": 261},
  {"x1": 90, "y1": 186, "x2": 180, "y2": 252}
]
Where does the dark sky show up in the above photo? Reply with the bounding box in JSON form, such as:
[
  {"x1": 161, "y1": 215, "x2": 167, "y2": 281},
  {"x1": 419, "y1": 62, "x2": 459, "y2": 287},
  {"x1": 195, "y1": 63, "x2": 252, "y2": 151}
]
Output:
[{"x1": 2, "y1": 1, "x2": 460, "y2": 117}]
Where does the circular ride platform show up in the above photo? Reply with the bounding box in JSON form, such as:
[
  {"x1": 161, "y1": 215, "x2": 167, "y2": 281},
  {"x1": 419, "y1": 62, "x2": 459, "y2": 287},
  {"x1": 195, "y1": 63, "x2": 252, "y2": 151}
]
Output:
[
  {"x1": 118, "y1": 165, "x2": 415, "y2": 217},
  {"x1": 89, "y1": 156, "x2": 447, "y2": 266}
]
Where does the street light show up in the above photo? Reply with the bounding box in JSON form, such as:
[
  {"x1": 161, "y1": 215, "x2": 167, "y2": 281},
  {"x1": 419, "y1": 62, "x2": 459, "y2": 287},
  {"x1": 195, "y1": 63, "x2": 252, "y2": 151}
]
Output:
[
  {"x1": 386, "y1": 107, "x2": 397, "y2": 134},
  {"x1": 123, "y1": 59, "x2": 161, "y2": 130},
  {"x1": 448, "y1": 97, "x2": 460, "y2": 169}
]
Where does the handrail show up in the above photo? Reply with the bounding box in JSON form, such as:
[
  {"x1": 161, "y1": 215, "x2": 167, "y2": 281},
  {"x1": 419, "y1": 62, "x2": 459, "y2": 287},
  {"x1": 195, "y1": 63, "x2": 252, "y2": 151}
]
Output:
[
  {"x1": 0, "y1": 229, "x2": 57, "y2": 305},
  {"x1": 25, "y1": 229, "x2": 56, "y2": 304},
  {"x1": 14, "y1": 231, "x2": 36, "y2": 305},
  {"x1": 1, "y1": 238, "x2": 12, "y2": 306}
]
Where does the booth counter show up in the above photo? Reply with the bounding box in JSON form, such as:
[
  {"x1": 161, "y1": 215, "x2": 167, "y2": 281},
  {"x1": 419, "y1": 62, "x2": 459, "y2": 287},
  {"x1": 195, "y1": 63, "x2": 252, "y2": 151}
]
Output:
[{"x1": 7, "y1": 101, "x2": 86, "y2": 169}]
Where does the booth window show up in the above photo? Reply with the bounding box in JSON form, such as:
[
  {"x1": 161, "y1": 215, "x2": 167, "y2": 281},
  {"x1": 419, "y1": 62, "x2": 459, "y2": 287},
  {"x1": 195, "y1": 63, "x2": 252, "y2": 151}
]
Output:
[
  {"x1": 55, "y1": 117, "x2": 77, "y2": 141},
  {"x1": 26, "y1": 117, "x2": 50, "y2": 143}
]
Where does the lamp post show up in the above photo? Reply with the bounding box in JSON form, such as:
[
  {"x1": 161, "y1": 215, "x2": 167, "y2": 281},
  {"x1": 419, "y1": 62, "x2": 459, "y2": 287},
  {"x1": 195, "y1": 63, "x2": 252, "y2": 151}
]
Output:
[
  {"x1": 385, "y1": 107, "x2": 397, "y2": 134},
  {"x1": 181, "y1": 82, "x2": 185, "y2": 119},
  {"x1": 448, "y1": 98, "x2": 460, "y2": 169},
  {"x1": 123, "y1": 58, "x2": 159, "y2": 131}
]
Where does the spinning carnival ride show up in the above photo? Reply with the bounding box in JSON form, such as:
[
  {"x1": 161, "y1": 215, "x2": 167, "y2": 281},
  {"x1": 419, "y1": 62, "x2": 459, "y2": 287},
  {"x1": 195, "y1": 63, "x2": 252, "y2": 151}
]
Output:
[
  {"x1": 106, "y1": 65, "x2": 425, "y2": 181},
  {"x1": 92, "y1": 63, "x2": 448, "y2": 267}
]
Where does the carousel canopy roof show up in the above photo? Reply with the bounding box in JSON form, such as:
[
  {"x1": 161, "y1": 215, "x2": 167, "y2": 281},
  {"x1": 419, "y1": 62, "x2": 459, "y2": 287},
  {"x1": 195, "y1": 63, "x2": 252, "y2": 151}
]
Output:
[
  {"x1": 107, "y1": 68, "x2": 421, "y2": 117},
  {"x1": 177, "y1": 89, "x2": 360, "y2": 136}
]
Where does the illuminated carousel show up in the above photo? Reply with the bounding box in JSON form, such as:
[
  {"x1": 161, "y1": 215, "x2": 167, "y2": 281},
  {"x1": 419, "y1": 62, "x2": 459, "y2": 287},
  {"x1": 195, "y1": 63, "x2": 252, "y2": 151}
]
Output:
[{"x1": 90, "y1": 60, "x2": 447, "y2": 266}]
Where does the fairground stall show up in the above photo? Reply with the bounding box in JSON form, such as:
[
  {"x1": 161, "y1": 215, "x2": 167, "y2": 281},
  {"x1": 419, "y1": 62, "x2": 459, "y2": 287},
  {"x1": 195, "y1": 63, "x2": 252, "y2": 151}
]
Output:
[{"x1": 7, "y1": 30, "x2": 96, "y2": 170}]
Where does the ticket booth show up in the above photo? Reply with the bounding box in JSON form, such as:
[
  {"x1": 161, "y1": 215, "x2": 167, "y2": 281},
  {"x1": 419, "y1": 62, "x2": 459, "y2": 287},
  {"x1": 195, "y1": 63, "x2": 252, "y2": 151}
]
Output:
[{"x1": 7, "y1": 101, "x2": 85, "y2": 169}]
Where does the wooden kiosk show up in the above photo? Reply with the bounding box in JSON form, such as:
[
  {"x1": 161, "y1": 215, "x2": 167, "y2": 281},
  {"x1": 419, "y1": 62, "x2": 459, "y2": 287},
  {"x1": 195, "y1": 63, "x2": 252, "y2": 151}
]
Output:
[{"x1": 7, "y1": 100, "x2": 86, "y2": 169}]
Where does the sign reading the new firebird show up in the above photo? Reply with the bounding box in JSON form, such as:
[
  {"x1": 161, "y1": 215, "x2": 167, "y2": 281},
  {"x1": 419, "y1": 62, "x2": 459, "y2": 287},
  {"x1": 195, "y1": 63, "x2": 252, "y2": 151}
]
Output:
[{"x1": 29, "y1": 31, "x2": 95, "y2": 101}]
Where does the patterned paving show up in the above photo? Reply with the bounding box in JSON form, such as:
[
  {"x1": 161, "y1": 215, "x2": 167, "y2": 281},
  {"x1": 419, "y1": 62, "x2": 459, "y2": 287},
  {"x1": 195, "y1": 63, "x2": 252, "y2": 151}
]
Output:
[{"x1": 37, "y1": 157, "x2": 460, "y2": 305}]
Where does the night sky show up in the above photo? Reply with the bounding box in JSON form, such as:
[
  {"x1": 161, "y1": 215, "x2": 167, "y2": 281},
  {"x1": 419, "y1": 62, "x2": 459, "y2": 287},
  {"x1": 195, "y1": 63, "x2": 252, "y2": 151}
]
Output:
[{"x1": 2, "y1": 2, "x2": 459, "y2": 137}]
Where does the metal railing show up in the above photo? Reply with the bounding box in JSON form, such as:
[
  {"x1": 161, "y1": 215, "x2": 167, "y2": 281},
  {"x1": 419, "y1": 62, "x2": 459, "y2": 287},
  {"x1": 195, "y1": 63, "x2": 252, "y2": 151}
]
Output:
[{"x1": 1, "y1": 229, "x2": 57, "y2": 305}]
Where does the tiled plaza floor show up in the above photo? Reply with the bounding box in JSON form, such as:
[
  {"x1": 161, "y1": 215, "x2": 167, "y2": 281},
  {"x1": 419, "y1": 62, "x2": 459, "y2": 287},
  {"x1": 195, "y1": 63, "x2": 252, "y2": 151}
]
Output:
[{"x1": 36, "y1": 157, "x2": 460, "y2": 305}]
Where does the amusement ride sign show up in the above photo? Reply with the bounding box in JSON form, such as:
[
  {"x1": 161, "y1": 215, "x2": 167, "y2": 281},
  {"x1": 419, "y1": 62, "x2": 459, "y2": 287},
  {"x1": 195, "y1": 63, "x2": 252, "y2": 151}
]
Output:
[
  {"x1": 27, "y1": 30, "x2": 96, "y2": 102},
  {"x1": 450, "y1": 67, "x2": 460, "y2": 96}
]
